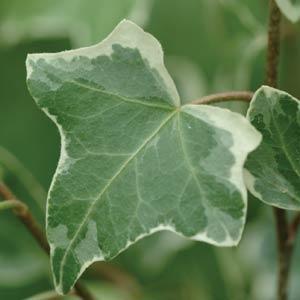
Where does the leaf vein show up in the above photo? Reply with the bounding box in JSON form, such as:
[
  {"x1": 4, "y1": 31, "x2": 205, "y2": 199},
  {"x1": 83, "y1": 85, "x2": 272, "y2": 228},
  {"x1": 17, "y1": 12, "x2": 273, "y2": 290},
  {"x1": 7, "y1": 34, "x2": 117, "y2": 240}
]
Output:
[
  {"x1": 58, "y1": 110, "x2": 178, "y2": 287},
  {"x1": 68, "y1": 80, "x2": 173, "y2": 110}
]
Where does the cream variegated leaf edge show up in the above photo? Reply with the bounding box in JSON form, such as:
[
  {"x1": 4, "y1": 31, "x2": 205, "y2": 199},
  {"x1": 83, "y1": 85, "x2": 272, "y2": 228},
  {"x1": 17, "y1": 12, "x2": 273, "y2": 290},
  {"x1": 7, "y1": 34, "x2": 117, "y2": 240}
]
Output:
[
  {"x1": 26, "y1": 20, "x2": 261, "y2": 294},
  {"x1": 26, "y1": 19, "x2": 179, "y2": 107}
]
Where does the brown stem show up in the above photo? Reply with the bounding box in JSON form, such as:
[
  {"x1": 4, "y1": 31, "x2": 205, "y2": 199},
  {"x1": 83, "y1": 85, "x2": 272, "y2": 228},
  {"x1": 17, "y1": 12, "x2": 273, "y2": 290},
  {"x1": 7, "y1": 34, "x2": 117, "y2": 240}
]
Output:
[
  {"x1": 0, "y1": 146, "x2": 47, "y2": 211},
  {"x1": 0, "y1": 182, "x2": 50, "y2": 253},
  {"x1": 273, "y1": 208, "x2": 293, "y2": 300},
  {"x1": 288, "y1": 213, "x2": 300, "y2": 246},
  {"x1": 266, "y1": 0, "x2": 282, "y2": 87},
  {"x1": 0, "y1": 199, "x2": 27, "y2": 213},
  {"x1": 265, "y1": 1, "x2": 295, "y2": 300},
  {"x1": 0, "y1": 181, "x2": 93, "y2": 300},
  {"x1": 191, "y1": 91, "x2": 253, "y2": 105},
  {"x1": 74, "y1": 282, "x2": 94, "y2": 300},
  {"x1": 87, "y1": 262, "x2": 141, "y2": 298}
]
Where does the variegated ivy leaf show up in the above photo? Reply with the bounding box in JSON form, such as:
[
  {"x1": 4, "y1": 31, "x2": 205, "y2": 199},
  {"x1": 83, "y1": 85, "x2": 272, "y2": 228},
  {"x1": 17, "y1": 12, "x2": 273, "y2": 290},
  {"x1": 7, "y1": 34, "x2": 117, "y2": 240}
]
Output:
[
  {"x1": 26, "y1": 20, "x2": 261, "y2": 294},
  {"x1": 245, "y1": 86, "x2": 300, "y2": 210},
  {"x1": 275, "y1": 0, "x2": 300, "y2": 23}
]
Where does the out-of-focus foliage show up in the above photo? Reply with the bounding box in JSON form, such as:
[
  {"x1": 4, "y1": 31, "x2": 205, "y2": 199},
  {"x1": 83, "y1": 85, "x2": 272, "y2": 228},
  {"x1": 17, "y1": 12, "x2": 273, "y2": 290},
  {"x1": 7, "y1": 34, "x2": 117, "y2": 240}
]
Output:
[
  {"x1": 0, "y1": 0, "x2": 152, "y2": 47},
  {"x1": 275, "y1": 0, "x2": 300, "y2": 23},
  {"x1": 0, "y1": 0, "x2": 300, "y2": 299}
]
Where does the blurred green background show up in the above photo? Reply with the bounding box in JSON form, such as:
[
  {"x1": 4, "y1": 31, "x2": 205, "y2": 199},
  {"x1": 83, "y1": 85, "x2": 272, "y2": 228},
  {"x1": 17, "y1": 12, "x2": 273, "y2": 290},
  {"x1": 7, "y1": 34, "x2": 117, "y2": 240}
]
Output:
[{"x1": 1, "y1": 0, "x2": 300, "y2": 299}]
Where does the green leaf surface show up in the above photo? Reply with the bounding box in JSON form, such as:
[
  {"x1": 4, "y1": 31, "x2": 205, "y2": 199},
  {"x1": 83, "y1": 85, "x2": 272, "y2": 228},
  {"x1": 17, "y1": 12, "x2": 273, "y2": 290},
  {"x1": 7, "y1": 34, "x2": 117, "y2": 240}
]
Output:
[
  {"x1": 26, "y1": 20, "x2": 261, "y2": 294},
  {"x1": 245, "y1": 86, "x2": 300, "y2": 210},
  {"x1": 275, "y1": 0, "x2": 300, "y2": 23}
]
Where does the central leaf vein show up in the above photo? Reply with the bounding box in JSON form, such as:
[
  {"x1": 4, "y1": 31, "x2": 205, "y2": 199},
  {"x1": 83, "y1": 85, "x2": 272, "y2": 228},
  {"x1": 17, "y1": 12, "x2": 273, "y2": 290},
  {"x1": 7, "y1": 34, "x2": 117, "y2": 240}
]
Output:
[
  {"x1": 271, "y1": 107, "x2": 300, "y2": 179},
  {"x1": 176, "y1": 113, "x2": 231, "y2": 239},
  {"x1": 58, "y1": 109, "x2": 178, "y2": 286},
  {"x1": 68, "y1": 80, "x2": 174, "y2": 110}
]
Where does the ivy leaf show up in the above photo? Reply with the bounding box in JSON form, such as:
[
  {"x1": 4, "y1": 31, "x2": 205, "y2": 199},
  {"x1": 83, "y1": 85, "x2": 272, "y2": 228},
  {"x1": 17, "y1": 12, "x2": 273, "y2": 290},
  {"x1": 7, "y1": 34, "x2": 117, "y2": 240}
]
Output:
[
  {"x1": 275, "y1": 0, "x2": 300, "y2": 23},
  {"x1": 26, "y1": 20, "x2": 261, "y2": 294},
  {"x1": 245, "y1": 86, "x2": 300, "y2": 210}
]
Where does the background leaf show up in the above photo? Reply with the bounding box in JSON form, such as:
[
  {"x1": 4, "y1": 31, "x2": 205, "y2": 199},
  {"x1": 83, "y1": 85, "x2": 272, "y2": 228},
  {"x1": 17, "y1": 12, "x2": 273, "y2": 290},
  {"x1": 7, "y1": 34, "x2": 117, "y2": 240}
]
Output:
[
  {"x1": 275, "y1": 0, "x2": 300, "y2": 23},
  {"x1": 245, "y1": 86, "x2": 300, "y2": 210},
  {"x1": 0, "y1": 0, "x2": 152, "y2": 47}
]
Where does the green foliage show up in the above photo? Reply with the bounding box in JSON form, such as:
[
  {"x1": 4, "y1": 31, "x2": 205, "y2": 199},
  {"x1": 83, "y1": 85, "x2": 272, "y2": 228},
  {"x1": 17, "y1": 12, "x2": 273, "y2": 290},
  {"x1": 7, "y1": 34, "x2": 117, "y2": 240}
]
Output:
[
  {"x1": 0, "y1": 0, "x2": 150, "y2": 47},
  {"x1": 245, "y1": 86, "x2": 300, "y2": 210},
  {"x1": 148, "y1": 0, "x2": 267, "y2": 108},
  {"x1": 2, "y1": 1, "x2": 300, "y2": 299},
  {"x1": 275, "y1": 0, "x2": 300, "y2": 23},
  {"x1": 26, "y1": 20, "x2": 261, "y2": 293}
]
